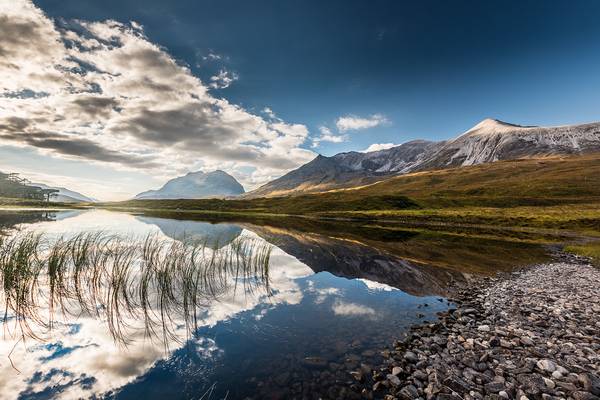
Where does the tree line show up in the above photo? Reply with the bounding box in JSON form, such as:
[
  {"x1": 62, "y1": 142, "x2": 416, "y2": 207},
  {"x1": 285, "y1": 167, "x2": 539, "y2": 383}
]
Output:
[{"x1": 0, "y1": 172, "x2": 59, "y2": 202}]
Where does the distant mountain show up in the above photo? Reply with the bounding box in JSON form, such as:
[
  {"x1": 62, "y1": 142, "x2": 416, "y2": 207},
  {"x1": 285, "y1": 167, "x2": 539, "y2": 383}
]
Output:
[
  {"x1": 134, "y1": 170, "x2": 244, "y2": 200},
  {"x1": 247, "y1": 119, "x2": 600, "y2": 198},
  {"x1": 32, "y1": 183, "x2": 97, "y2": 203}
]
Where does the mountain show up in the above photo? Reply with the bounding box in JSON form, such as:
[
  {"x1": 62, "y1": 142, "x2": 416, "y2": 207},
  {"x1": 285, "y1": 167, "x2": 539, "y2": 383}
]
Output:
[
  {"x1": 32, "y1": 183, "x2": 97, "y2": 203},
  {"x1": 134, "y1": 170, "x2": 244, "y2": 200},
  {"x1": 418, "y1": 119, "x2": 600, "y2": 170},
  {"x1": 247, "y1": 119, "x2": 600, "y2": 198},
  {"x1": 248, "y1": 140, "x2": 443, "y2": 198}
]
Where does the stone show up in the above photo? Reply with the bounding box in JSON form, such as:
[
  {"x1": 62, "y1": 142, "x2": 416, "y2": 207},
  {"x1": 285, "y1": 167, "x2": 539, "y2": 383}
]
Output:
[
  {"x1": 484, "y1": 381, "x2": 506, "y2": 393},
  {"x1": 520, "y1": 336, "x2": 534, "y2": 346},
  {"x1": 478, "y1": 325, "x2": 491, "y2": 332},
  {"x1": 413, "y1": 370, "x2": 428, "y2": 381},
  {"x1": 387, "y1": 374, "x2": 401, "y2": 387},
  {"x1": 536, "y1": 359, "x2": 557, "y2": 373},
  {"x1": 443, "y1": 376, "x2": 471, "y2": 393},
  {"x1": 391, "y1": 366, "x2": 403, "y2": 376},
  {"x1": 404, "y1": 351, "x2": 419, "y2": 363},
  {"x1": 551, "y1": 371, "x2": 562, "y2": 379},
  {"x1": 556, "y1": 365, "x2": 569, "y2": 375},
  {"x1": 398, "y1": 385, "x2": 419, "y2": 399},
  {"x1": 543, "y1": 377, "x2": 555, "y2": 389}
]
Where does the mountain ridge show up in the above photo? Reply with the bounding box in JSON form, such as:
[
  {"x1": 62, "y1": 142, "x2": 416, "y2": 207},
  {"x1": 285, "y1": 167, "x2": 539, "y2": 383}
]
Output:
[{"x1": 246, "y1": 119, "x2": 600, "y2": 198}]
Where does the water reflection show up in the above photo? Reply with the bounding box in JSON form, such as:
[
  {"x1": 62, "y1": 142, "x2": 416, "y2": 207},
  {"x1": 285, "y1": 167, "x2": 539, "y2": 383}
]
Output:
[
  {"x1": 0, "y1": 209, "x2": 549, "y2": 399},
  {"x1": 136, "y1": 215, "x2": 242, "y2": 249}
]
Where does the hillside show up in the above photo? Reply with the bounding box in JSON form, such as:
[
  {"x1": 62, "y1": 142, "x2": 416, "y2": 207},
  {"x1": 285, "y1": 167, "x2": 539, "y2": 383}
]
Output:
[
  {"x1": 31, "y1": 183, "x2": 96, "y2": 203},
  {"x1": 247, "y1": 119, "x2": 600, "y2": 198},
  {"x1": 328, "y1": 154, "x2": 600, "y2": 207}
]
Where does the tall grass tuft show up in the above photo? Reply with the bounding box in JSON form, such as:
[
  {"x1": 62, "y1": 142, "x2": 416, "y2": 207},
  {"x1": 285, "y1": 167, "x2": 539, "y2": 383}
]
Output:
[{"x1": 0, "y1": 232, "x2": 272, "y2": 347}]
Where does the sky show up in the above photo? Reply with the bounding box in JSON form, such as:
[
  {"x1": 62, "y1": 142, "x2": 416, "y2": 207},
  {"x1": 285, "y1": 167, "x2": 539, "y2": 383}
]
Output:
[{"x1": 1, "y1": 0, "x2": 600, "y2": 200}]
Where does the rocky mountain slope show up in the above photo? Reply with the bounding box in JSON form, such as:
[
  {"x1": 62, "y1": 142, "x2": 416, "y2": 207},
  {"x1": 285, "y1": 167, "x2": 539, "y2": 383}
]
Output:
[
  {"x1": 247, "y1": 119, "x2": 600, "y2": 198},
  {"x1": 134, "y1": 170, "x2": 244, "y2": 200},
  {"x1": 419, "y1": 118, "x2": 600, "y2": 170},
  {"x1": 32, "y1": 183, "x2": 97, "y2": 203}
]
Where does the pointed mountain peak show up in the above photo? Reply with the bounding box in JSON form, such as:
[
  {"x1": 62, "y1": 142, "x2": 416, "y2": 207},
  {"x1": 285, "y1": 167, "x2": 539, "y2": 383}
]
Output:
[{"x1": 461, "y1": 118, "x2": 533, "y2": 137}]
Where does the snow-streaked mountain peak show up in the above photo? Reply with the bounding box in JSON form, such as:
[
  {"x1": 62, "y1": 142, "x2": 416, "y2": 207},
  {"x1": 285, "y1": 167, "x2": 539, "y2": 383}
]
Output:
[{"x1": 461, "y1": 118, "x2": 529, "y2": 137}]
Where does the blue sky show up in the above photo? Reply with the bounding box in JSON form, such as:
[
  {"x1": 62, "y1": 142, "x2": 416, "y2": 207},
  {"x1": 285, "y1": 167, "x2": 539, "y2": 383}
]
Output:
[{"x1": 1, "y1": 0, "x2": 600, "y2": 199}]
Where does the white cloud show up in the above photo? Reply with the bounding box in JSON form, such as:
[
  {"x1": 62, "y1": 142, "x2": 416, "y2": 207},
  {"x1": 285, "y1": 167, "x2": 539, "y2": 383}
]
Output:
[
  {"x1": 262, "y1": 107, "x2": 279, "y2": 120},
  {"x1": 335, "y1": 113, "x2": 390, "y2": 132},
  {"x1": 208, "y1": 69, "x2": 238, "y2": 89},
  {"x1": 311, "y1": 126, "x2": 348, "y2": 148},
  {"x1": 361, "y1": 142, "x2": 398, "y2": 153},
  {"x1": 0, "y1": 0, "x2": 315, "y2": 190}
]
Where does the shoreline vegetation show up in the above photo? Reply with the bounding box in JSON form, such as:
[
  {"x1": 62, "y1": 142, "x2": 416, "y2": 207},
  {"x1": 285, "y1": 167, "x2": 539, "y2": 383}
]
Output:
[{"x1": 0, "y1": 232, "x2": 272, "y2": 346}]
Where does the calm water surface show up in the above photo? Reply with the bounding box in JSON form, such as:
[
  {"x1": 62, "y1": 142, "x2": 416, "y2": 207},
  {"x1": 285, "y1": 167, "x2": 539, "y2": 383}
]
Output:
[{"x1": 0, "y1": 209, "x2": 548, "y2": 400}]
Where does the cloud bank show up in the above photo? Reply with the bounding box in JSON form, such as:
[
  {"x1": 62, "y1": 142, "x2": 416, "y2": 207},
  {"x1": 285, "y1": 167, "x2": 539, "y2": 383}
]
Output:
[{"x1": 0, "y1": 1, "x2": 315, "y2": 188}]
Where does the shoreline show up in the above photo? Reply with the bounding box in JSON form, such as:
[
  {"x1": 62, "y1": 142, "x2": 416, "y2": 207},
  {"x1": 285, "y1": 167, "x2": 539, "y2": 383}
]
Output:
[{"x1": 350, "y1": 253, "x2": 600, "y2": 400}]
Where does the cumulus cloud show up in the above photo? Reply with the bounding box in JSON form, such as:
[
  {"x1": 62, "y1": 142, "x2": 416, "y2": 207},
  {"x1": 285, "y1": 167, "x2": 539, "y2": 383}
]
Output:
[
  {"x1": 311, "y1": 126, "x2": 348, "y2": 148},
  {"x1": 0, "y1": 0, "x2": 315, "y2": 189},
  {"x1": 335, "y1": 113, "x2": 390, "y2": 132},
  {"x1": 361, "y1": 142, "x2": 398, "y2": 153}
]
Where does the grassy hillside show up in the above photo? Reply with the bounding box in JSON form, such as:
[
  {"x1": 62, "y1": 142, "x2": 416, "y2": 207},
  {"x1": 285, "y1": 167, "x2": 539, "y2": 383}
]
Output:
[{"x1": 329, "y1": 154, "x2": 600, "y2": 207}]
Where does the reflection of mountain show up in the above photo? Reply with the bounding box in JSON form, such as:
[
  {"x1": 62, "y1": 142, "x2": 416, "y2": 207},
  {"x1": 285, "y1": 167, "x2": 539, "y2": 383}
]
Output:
[
  {"x1": 242, "y1": 221, "x2": 549, "y2": 297},
  {"x1": 244, "y1": 225, "x2": 467, "y2": 297},
  {"x1": 136, "y1": 216, "x2": 242, "y2": 248}
]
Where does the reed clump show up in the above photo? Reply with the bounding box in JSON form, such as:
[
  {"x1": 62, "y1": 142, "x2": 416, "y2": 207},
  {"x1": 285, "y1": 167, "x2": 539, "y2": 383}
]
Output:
[{"x1": 0, "y1": 232, "x2": 272, "y2": 346}]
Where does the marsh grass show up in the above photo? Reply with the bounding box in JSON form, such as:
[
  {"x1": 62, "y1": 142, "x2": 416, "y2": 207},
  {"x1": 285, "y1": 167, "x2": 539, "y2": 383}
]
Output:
[{"x1": 0, "y1": 232, "x2": 272, "y2": 347}]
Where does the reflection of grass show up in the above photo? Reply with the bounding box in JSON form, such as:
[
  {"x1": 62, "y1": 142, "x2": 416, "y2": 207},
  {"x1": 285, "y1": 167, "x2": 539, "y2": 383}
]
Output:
[
  {"x1": 316, "y1": 203, "x2": 600, "y2": 233},
  {"x1": 0, "y1": 232, "x2": 272, "y2": 346},
  {"x1": 565, "y1": 242, "x2": 600, "y2": 266}
]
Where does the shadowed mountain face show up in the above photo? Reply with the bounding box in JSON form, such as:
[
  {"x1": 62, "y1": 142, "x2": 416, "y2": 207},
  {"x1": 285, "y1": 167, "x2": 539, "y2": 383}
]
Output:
[
  {"x1": 136, "y1": 215, "x2": 242, "y2": 248},
  {"x1": 134, "y1": 170, "x2": 244, "y2": 200},
  {"x1": 247, "y1": 119, "x2": 600, "y2": 198}
]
